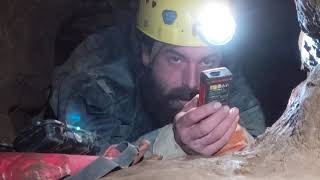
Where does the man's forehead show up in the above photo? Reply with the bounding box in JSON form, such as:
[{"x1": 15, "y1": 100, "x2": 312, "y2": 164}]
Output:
[{"x1": 160, "y1": 45, "x2": 222, "y2": 57}]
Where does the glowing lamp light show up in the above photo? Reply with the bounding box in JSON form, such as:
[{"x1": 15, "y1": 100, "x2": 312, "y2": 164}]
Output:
[
  {"x1": 196, "y1": 3, "x2": 236, "y2": 46},
  {"x1": 67, "y1": 112, "x2": 81, "y2": 124}
]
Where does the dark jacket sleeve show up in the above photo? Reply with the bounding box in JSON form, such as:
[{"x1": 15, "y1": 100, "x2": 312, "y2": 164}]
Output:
[
  {"x1": 51, "y1": 71, "x2": 133, "y2": 148},
  {"x1": 49, "y1": 26, "x2": 140, "y2": 150},
  {"x1": 229, "y1": 72, "x2": 266, "y2": 137},
  {"x1": 49, "y1": 24, "x2": 157, "y2": 153}
]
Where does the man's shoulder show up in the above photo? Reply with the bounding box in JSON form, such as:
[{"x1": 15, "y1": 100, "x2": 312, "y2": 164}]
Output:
[
  {"x1": 50, "y1": 25, "x2": 139, "y2": 116},
  {"x1": 229, "y1": 72, "x2": 266, "y2": 136},
  {"x1": 229, "y1": 72, "x2": 259, "y2": 111},
  {"x1": 53, "y1": 23, "x2": 139, "y2": 89},
  {"x1": 59, "y1": 25, "x2": 135, "y2": 73}
]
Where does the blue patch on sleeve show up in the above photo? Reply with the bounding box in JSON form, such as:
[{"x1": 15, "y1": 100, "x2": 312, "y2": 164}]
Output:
[
  {"x1": 162, "y1": 10, "x2": 177, "y2": 25},
  {"x1": 67, "y1": 112, "x2": 81, "y2": 124}
]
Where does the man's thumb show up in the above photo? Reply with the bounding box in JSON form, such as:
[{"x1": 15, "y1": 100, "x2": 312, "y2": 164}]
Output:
[{"x1": 182, "y1": 95, "x2": 199, "y2": 112}]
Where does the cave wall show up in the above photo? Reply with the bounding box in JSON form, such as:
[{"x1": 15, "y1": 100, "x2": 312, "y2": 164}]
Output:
[
  {"x1": 0, "y1": 0, "x2": 135, "y2": 143},
  {"x1": 0, "y1": 0, "x2": 79, "y2": 142},
  {"x1": 235, "y1": 0, "x2": 307, "y2": 125}
]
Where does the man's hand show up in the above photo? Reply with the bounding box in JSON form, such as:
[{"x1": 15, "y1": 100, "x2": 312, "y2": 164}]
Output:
[{"x1": 173, "y1": 96, "x2": 240, "y2": 156}]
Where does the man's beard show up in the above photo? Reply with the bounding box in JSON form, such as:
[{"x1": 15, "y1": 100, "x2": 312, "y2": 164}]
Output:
[{"x1": 140, "y1": 69, "x2": 198, "y2": 127}]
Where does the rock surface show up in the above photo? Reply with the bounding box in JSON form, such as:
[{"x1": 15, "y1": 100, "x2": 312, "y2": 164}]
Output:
[{"x1": 0, "y1": 0, "x2": 79, "y2": 141}]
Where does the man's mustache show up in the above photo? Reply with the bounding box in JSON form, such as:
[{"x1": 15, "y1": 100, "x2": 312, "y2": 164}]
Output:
[{"x1": 166, "y1": 87, "x2": 199, "y2": 101}]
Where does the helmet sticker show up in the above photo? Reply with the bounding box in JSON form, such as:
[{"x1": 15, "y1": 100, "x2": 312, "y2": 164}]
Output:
[
  {"x1": 152, "y1": 1, "x2": 157, "y2": 8},
  {"x1": 162, "y1": 10, "x2": 177, "y2": 25}
]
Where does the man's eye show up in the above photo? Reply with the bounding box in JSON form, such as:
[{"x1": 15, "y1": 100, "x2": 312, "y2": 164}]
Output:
[
  {"x1": 168, "y1": 57, "x2": 182, "y2": 64},
  {"x1": 201, "y1": 59, "x2": 215, "y2": 66}
]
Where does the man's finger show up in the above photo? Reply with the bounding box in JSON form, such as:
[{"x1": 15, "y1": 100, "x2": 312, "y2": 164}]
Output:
[
  {"x1": 182, "y1": 95, "x2": 199, "y2": 112},
  {"x1": 189, "y1": 107, "x2": 238, "y2": 140},
  {"x1": 201, "y1": 115, "x2": 239, "y2": 156},
  {"x1": 180, "y1": 102, "x2": 223, "y2": 127},
  {"x1": 197, "y1": 109, "x2": 239, "y2": 145}
]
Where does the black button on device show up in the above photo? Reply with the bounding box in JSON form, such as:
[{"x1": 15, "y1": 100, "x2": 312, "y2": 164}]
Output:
[{"x1": 210, "y1": 71, "x2": 220, "y2": 77}]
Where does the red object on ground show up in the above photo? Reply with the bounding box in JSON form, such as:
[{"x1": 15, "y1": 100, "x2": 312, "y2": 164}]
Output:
[
  {"x1": 0, "y1": 146, "x2": 122, "y2": 180},
  {"x1": 104, "y1": 145, "x2": 121, "y2": 159},
  {"x1": 0, "y1": 152, "x2": 97, "y2": 180}
]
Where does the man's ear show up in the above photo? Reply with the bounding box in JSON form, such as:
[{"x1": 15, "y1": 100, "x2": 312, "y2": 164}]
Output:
[{"x1": 142, "y1": 44, "x2": 152, "y2": 67}]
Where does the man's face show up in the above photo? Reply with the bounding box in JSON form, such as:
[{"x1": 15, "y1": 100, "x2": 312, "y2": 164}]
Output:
[{"x1": 142, "y1": 45, "x2": 223, "y2": 122}]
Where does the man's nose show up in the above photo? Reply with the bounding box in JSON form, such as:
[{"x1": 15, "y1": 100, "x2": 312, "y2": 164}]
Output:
[{"x1": 183, "y1": 64, "x2": 199, "y2": 90}]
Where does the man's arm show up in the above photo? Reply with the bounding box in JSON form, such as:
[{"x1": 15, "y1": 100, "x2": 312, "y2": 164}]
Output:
[
  {"x1": 49, "y1": 26, "x2": 140, "y2": 154},
  {"x1": 134, "y1": 96, "x2": 244, "y2": 160},
  {"x1": 51, "y1": 71, "x2": 133, "y2": 152}
]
